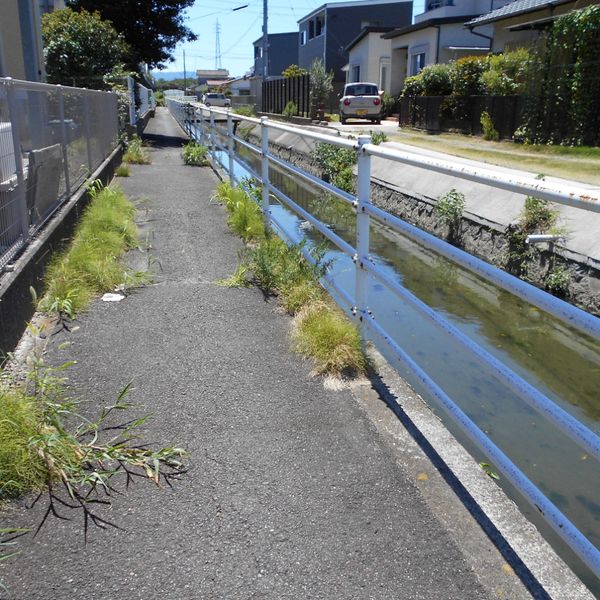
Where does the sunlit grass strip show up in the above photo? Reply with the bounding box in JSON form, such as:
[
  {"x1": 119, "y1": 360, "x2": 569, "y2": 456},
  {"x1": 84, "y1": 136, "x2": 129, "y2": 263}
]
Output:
[
  {"x1": 39, "y1": 183, "x2": 145, "y2": 317},
  {"x1": 215, "y1": 181, "x2": 366, "y2": 377}
]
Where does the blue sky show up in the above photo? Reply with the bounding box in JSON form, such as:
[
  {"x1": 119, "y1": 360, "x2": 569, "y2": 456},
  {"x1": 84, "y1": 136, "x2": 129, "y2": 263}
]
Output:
[{"x1": 159, "y1": 0, "x2": 425, "y2": 77}]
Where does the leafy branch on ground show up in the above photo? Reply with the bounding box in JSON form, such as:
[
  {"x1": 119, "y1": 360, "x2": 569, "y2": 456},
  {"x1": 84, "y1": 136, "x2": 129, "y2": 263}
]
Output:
[
  {"x1": 38, "y1": 182, "x2": 147, "y2": 320},
  {"x1": 123, "y1": 134, "x2": 151, "y2": 165},
  {"x1": 0, "y1": 357, "x2": 187, "y2": 543},
  {"x1": 182, "y1": 141, "x2": 209, "y2": 166},
  {"x1": 214, "y1": 181, "x2": 365, "y2": 378}
]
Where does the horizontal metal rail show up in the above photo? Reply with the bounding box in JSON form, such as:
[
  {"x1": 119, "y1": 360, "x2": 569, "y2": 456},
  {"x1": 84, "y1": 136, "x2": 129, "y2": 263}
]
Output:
[
  {"x1": 364, "y1": 202, "x2": 600, "y2": 341},
  {"x1": 364, "y1": 315, "x2": 600, "y2": 577},
  {"x1": 365, "y1": 143, "x2": 600, "y2": 213},
  {"x1": 166, "y1": 100, "x2": 600, "y2": 578},
  {"x1": 362, "y1": 256, "x2": 600, "y2": 462},
  {"x1": 268, "y1": 153, "x2": 356, "y2": 206}
]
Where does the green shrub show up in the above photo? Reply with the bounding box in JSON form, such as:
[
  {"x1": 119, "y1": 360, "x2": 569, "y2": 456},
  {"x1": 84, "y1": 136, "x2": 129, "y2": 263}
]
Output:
[
  {"x1": 481, "y1": 111, "x2": 500, "y2": 141},
  {"x1": 283, "y1": 101, "x2": 298, "y2": 117},
  {"x1": 400, "y1": 75, "x2": 423, "y2": 98},
  {"x1": 545, "y1": 265, "x2": 570, "y2": 295},
  {"x1": 482, "y1": 48, "x2": 530, "y2": 95},
  {"x1": 312, "y1": 142, "x2": 357, "y2": 193},
  {"x1": 233, "y1": 105, "x2": 255, "y2": 117},
  {"x1": 420, "y1": 63, "x2": 452, "y2": 96},
  {"x1": 292, "y1": 301, "x2": 365, "y2": 376},
  {"x1": 435, "y1": 188, "x2": 465, "y2": 225},
  {"x1": 182, "y1": 141, "x2": 209, "y2": 166},
  {"x1": 381, "y1": 92, "x2": 398, "y2": 117},
  {"x1": 123, "y1": 134, "x2": 151, "y2": 165},
  {"x1": 369, "y1": 130, "x2": 388, "y2": 145},
  {"x1": 450, "y1": 56, "x2": 488, "y2": 97},
  {"x1": 521, "y1": 196, "x2": 557, "y2": 232}
]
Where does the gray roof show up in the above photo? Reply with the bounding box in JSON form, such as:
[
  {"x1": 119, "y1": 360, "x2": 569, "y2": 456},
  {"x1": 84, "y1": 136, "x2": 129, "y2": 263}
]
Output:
[{"x1": 466, "y1": 0, "x2": 573, "y2": 26}]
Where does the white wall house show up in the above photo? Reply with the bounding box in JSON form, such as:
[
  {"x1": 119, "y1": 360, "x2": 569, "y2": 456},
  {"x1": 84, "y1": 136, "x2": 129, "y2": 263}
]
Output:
[
  {"x1": 345, "y1": 27, "x2": 394, "y2": 93},
  {"x1": 382, "y1": 0, "x2": 513, "y2": 93}
]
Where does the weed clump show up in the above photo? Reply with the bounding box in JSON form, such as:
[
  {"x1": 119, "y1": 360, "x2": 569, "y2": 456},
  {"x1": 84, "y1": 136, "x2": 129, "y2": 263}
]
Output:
[
  {"x1": 123, "y1": 134, "x2": 151, "y2": 165},
  {"x1": 292, "y1": 301, "x2": 365, "y2": 376},
  {"x1": 182, "y1": 141, "x2": 209, "y2": 166},
  {"x1": 115, "y1": 164, "x2": 130, "y2": 177},
  {"x1": 39, "y1": 183, "x2": 144, "y2": 318},
  {"x1": 215, "y1": 182, "x2": 365, "y2": 377}
]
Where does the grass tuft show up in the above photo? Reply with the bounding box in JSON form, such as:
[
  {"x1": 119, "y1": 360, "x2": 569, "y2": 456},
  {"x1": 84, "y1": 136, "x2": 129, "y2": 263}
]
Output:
[
  {"x1": 214, "y1": 182, "x2": 266, "y2": 242},
  {"x1": 115, "y1": 164, "x2": 130, "y2": 177},
  {"x1": 39, "y1": 183, "x2": 145, "y2": 318},
  {"x1": 123, "y1": 135, "x2": 151, "y2": 165},
  {"x1": 182, "y1": 141, "x2": 209, "y2": 166},
  {"x1": 292, "y1": 301, "x2": 365, "y2": 376}
]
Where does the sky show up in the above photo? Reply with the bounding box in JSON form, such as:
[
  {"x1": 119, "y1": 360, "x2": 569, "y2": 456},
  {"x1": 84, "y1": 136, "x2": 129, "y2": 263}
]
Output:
[{"x1": 157, "y1": 0, "x2": 425, "y2": 78}]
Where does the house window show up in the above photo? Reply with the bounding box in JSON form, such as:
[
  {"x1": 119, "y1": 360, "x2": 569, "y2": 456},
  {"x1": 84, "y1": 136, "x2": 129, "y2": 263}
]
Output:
[
  {"x1": 300, "y1": 30, "x2": 306, "y2": 45},
  {"x1": 254, "y1": 46, "x2": 262, "y2": 59},
  {"x1": 309, "y1": 20, "x2": 315, "y2": 39},
  {"x1": 411, "y1": 52, "x2": 426, "y2": 75},
  {"x1": 352, "y1": 65, "x2": 360, "y2": 82},
  {"x1": 315, "y1": 15, "x2": 325, "y2": 36}
]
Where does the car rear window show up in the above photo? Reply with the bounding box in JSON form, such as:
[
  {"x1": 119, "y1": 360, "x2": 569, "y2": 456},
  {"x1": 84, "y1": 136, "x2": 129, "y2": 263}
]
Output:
[{"x1": 345, "y1": 84, "x2": 378, "y2": 96}]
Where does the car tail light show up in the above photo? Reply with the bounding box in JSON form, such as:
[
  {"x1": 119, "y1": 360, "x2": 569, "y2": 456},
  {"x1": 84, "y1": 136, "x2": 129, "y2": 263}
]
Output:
[
  {"x1": 343, "y1": 98, "x2": 351, "y2": 106},
  {"x1": 373, "y1": 98, "x2": 381, "y2": 106}
]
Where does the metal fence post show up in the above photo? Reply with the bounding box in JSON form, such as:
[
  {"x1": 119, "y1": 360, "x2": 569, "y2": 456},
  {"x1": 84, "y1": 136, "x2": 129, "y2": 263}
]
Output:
[
  {"x1": 57, "y1": 85, "x2": 71, "y2": 199},
  {"x1": 355, "y1": 135, "x2": 371, "y2": 336},
  {"x1": 226, "y1": 109, "x2": 234, "y2": 185},
  {"x1": 82, "y1": 92, "x2": 93, "y2": 173},
  {"x1": 127, "y1": 76, "x2": 136, "y2": 126},
  {"x1": 5, "y1": 79, "x2": 29, "y2": 243},
  {"x1": 260, "y1": 116, "x2": 270, "y2": 230}
]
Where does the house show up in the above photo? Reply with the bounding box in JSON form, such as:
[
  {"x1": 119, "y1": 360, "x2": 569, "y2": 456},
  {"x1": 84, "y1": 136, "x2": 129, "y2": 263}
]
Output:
[
  {"x1": 344, "y1": 27, "x2": 395, "y2": 93},
  {"x1": 224, "y1": 76, "x2": 251, "y2": 96},
  {"x1": 0, "y1": 0, "x2": 46, "y2": 81},
  {"x1": 466, "y1": 0, "x2": 599, "y2": 53},
  {"x1": 196, "y1": 69, "x2": 230, "y2": 86},
  {"x1": 381, "y1": 0, "x2": 513, "y2": 92},
  {"x1": 297, "y1": 0, "x2": 413, "y2": 86},
  {"x1": 253, "y1": 32, "x2": 299, "y2": 79}
]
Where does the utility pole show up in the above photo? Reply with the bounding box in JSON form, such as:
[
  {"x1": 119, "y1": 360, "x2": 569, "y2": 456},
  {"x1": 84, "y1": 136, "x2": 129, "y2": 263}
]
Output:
[
  {"x1": 262, "y1": 0, "x2": 268, "y2": 79},
  {"x1": 215, "y1": 20, "x2": 222, "y2": 70},
  {"x1": 183, "y1": 49, "x2": 187, "y2": 94}
]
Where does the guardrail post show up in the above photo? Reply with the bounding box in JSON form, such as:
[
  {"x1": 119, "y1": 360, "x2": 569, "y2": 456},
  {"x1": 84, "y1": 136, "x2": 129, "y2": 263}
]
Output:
[
  {"x1": 260, "y1": 116, "x2": 270, "y2": 230},
  {"x1": 57, "y1": 85, "x2": 71, "y2": 199},
  {"x1": 209, "y1": 109, "x2": 216, "y2": 164},
  {"x1": 355, "y1": 135, "x2": 371, "y2": 336},
  {"x1": 5, "y1": 79, "x2": 29, "y2": 243},
  {"x1": 226, "y1": 109, "x2": 234, "y2": 184}
]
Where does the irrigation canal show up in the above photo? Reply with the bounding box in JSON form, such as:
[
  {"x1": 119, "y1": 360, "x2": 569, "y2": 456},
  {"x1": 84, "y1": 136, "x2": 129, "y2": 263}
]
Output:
[{"x1": 214, "y1": 142, "x2": 600, "y2": 593}]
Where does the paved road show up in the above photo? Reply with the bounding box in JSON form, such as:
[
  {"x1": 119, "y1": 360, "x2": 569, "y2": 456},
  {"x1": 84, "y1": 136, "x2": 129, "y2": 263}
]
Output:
[{"x1": 0, "y1": 109, "x2": 529, "y2": 599}]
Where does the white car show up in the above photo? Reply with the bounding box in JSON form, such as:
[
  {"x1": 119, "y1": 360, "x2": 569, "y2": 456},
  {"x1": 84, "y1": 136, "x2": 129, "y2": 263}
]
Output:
[
  {"x1": 339, "y1": 82, "x2": 382, "y2": 124},
  {"x1": 202, "y1": 93, "x2": 231, "y2": 108}
]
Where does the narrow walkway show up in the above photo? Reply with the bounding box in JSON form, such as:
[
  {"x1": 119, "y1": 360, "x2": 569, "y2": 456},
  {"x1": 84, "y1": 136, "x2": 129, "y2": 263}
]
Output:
[{"x1": 2, "y1": 109, "x2": 531, "y2": 599}]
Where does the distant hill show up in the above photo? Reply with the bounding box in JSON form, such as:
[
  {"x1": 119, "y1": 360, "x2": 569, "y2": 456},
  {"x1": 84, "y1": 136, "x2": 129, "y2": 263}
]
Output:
[{"x1": 152, "y1": 71, "x2": 191, "y2": 81}]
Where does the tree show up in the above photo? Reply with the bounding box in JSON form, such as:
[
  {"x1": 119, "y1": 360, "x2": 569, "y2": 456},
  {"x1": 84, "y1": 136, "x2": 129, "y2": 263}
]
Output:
[
  {"x1": 282, "y1": 64, "x2": 307, "y2": 78},
  {"x1": 309, "y1": 59, "x2": 333, "y2": 117},
  {"x1": 66, "y1": 0, "x2": 197, "y2": 69},
  {"x1": 42, "y1": 8, "x2": 128, "y2": 87}
]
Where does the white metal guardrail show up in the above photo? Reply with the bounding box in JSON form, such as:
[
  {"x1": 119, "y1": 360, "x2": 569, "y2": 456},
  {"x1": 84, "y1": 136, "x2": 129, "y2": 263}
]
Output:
[
  {"x1": 167, "y1": 98, "x2": 600, "y2": 580},
  {"x1": 0, "y1": 78, "x2": 119, "y2": 271}
]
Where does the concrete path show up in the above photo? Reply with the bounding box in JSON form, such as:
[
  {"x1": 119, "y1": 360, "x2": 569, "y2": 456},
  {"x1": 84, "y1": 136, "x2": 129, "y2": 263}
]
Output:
[{"x1": 0, "y1": 108, "x2": 541, "y2": 599}]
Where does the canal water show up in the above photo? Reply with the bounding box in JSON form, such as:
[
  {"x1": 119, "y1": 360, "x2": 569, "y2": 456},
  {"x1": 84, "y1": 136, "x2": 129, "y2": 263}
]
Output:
[{"x1": 211, "y1": 136, "x2": 600, "y2": 593}]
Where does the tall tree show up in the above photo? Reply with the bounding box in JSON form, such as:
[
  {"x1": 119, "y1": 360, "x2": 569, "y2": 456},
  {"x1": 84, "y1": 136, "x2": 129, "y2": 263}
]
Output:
[
  {"x1": 42, "y1": 8, "x2": 128, "y2": 87},
  {"x1": 66, "y1": 0, "x2": 197, "y2": 69}
]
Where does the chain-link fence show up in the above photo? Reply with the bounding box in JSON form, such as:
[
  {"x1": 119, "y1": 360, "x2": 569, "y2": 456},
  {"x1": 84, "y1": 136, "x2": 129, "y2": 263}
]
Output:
[{"x1": 0, "y1": 77, "x2": 119, "y2": 271}]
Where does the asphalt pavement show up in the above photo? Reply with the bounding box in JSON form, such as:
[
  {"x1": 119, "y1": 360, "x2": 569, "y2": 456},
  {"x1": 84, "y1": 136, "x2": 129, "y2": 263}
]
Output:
[{"x1": 0, "y1": 108, "x2": 538, "y2": 599}]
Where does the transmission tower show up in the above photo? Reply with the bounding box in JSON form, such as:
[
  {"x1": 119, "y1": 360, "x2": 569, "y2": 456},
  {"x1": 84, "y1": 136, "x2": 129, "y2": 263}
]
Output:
[{"x1": 215, "y1": 20, "x2": 222, "y2": 70}]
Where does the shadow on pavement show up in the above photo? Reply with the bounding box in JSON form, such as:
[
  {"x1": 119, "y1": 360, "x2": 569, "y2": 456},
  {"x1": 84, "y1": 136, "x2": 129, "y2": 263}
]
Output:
[{"x1": 143, "y1": 132, "x2": 186, "y2": 148}]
